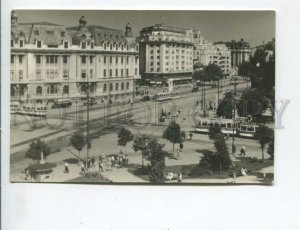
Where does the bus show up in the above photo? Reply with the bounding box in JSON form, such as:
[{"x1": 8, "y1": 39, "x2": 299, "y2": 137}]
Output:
[
  {"x1": 195, "y1": 118, "x2": 240, "y2": 135},
  {"x1": 238, "y1": 123, "x2": 259, "y2": 138},
  {"x1": 154, "y1": 92, "x2": 180, "y2": 101},
  {"x1": 52, "y1": 99, "x2": 72, "y2": 108}
]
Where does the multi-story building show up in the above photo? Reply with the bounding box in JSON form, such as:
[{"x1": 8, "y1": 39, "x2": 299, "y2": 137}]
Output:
[
  {"x1": 223, "y1": 38, "x2": 251, "y2": 68},
  {"x1": 10, "y1": 12, "x2": 140, "y2": 103},
  {"x1": 138, "y1": 24, "x2": 193, "y2": 91},
  {"x1": 192, "y1": 31, "x2": 231, "y2": 76},
  {"x1": 251, "y1": 38, "x2": 275, "y2": 62}
]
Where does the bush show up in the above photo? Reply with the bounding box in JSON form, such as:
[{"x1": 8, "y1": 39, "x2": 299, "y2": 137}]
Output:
[
  {"x1": 149, "y1": 161, "x2": 165, "y2": 183},
  {"x1": 135, "y1": 166, "x2": 150, "y2": 175},
  {"x1": 189, "y1": 165, "x2": 212, "y2": 177}
]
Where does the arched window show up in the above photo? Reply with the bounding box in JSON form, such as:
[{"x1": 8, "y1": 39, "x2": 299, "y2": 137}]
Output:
[
  {"x1": 110, "y1": 83, "x2": 113, "y2": 91},
  {"x1": 36, "y1": 86, "x2": 42, "y2": 95},
  {"x1": 115, "y1": 83, "x2": 119, "y2": 91},
  {"x1": 103, "y1": 84, "x2": 107, "y2": 92},
  {"x1": 121, "y1": 82, "x2": 124, "y2": 90},
  {"x1": 80, "y1": 85, "x2": 87, "y2": 93},
  {"x1": 63, "y1": 85, "x2": 69, "y2": 95},
  {"x1": 126, "y1": 82, "x2": 129, "y2": 90}
]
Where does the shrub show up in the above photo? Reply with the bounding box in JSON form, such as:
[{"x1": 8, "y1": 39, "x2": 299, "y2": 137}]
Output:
[{"x1": 149, "y1": 160, "x2": 165, "y2": 183}]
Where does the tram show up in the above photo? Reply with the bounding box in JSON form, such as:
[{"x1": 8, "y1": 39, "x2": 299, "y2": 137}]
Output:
[
  {"x1": 195, "y1": 118, "x2": 240, "y2": 135},
  {"x1": 238, "y1": 123, "x2": 259, "y2": 138},
  {"x1": 10, "y1": 102, "x2": 20, "y2": 114},
  {"x1": 18, "y1": 103, "x2": 48, "y2": 117},
  {"x1": 154, "y1": 92, "x2": 180, "y2": 101}
]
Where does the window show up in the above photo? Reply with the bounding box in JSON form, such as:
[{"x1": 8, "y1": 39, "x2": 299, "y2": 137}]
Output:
[
  {"x1": 63, "y1": 70, "x2": 68, "y2": 78},
  {"x1": 115, "y1": 83, "x2": 119, "y2": 91},
  {"x1": 109, "y1": 69, "x2": 112, "y2": 77},
  {"x1": 110, "y1": 56, "x2": 113, "y2": 64},
  {"x1": 126, "y1": 45, "x2": 129, "y2": 50},
  {"x1": 104, "y1": 43, "x2": 107, "y2": 50},
  {"x1": 150, "y1": 50, "x2": 154, "y2": 54},
  {"x1": 135, "y1": 68, "x2": 138, "y2": 75},
  {"x1": 115, "y1": 69, "x2": 118, "y2": 76},
  {"x1": 103, "y1": 84, "x2": 107, "y2": 92},
  {"x1": 121, "y1": 44, "x2": 124, "y2": 50},
  {"x1": 36, "y1": 70, "x2": 41, "y2": 79},
  {"x1": 90, "y1": 69, "x2": 93, "y2": 78},
  {"x1": 126, "y1": 82, "x2": 129, "y2": 90},
  {"x1": 121, "y1": 69, "x2": 124, "y2": 76},
  {"x1": 47, "y1": 30, "x2": 54, "y2": 35},
  {"x1": 91, "y1": 42, "x2": 94, "y2": 49},
  {"x1": 46, "y1": 56, "x2": 58, "y2": 64},
  {"x1": 36, "y1": 86, "x2": 42, "y2": 95},
  {"x1": 103, "y1": 69, "x2": 106, "y2": 77},
  {"x1": 19, "y1": 70, "x2": 23, "y2": 79},
  {"x1": 90, "y1": 56, "x2": 93, "y2": 64},
  {"x1": 116, "y1": 57, "x2": 118, "y2": 64},
  {"x1": 11, "y1": 55, "x2": 14, "y2": 64},
  {"x1": 37, "y1": 40, "x2": 42, "y2": 48},
  {"x1": 35, "y1": 56, "x2": 41, "y2": 64},
  {"x1": 64, "y1": 41, "x2": 68, "y2": 49},
  {"x1": 11, "y1": 40, "x2": 14, "y2": 47},
  {"x1": 126, "y1": 69, "x2": 129, "y2": 76},
  {"x1": 110, "y1": 44, "x2": 113, "y2": 50},
  {"x1": 19, "y1": 56, "x2": 23, "y2": 64},
  {"x1": 116, "y1": 44, "x2": 118, "y2": 51},
  {"x1": 81, "y1": 56, "x2": 86, "y2": 64},
  {"x1": 126, "y1": 57, "x2": 129, "y2": 64},
  {"x1": 34, "y1": 30, "x2": 39, "y2": 35},
  {"x1": 104, "y1": 56, "x2": 107, "y2": 64},
  {"x1": 62, "y1": 56, "x2": 68, "y2": 64},
  {"x1": 10, "y1": 70, "x2": 14, "y2": 80},
  {"x1": 121, "y1": 57, "x2": 124, "y2": 64},
  {"x1": 20, "y1": 40, "x2": 24, "y2": 47},
  {"x1": 121, "y1": 82, "x2": 124, "y2": 90},
  {"x1": 82, "y1": 42, "x2": 86, "y2": 49},
  {"x1": 63, "y1": 85, "x2": 69, "y2": 95},
  {"x1": 81, "y1": 69, "x2": 86, "y2": 78},
  {"x1": 110, "y1": 83, "x2": 113, "y2": 91},
  {"x1": 135, "y1": 57, "x2": 138, "y2": 64}
]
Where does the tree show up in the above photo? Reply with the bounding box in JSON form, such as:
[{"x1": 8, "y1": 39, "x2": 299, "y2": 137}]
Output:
[
  {"x1": 146, "y1": 137, "x2": 167, "y2": 183},
  {"x1": 163, "y1": 121, "x2": 183, "y2": 154},
  {"x1": 213, "y1": 133, "x2": 231, "y2": 173},
  {"x1": 117, "y1": 127, "x2": 134, "y2": 154},
  {"x1": 216, "y1": 91, "x2": 234, "y2": 119},
  {"x1": 132, "y1": 133, "x2": 152, "y2": 167},
  {"x1": 25, "y1": 138, "x2": 51, "y2": 161},
  {"x1": 267, "y1": 137, "x2": 274, "y2": 160},
  {"x1": 208, "y1": 124, "x2": 222, "y2": 140},
  {"x1": 70, "y1": 131, "x2": 86, "y2": 160},
  {"x1": 254, "y1": 125, "x2": 274, "y2": 161},
  {"x1": 237, "y1": 88, "x2": 267, "y2": 119},
  {"x1": 203, "y1": 63, "x2": 223, "y2": 83}
]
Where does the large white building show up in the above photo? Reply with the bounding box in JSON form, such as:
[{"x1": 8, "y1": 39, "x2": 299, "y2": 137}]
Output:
[
  {"x1": 10, "y1": 12, "x2": 140, "y2": 103},
  {"x1": 192, "y1": 31, "x2": 231, "y2": 76},
  {"x1": 138, "y1": 24, "x2": 194, "y2": 90}
]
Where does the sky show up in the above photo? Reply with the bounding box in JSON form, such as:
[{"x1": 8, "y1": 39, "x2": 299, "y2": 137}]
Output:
[{"x1": 15, "y1": 10, "x2": 275, "y2": 47}]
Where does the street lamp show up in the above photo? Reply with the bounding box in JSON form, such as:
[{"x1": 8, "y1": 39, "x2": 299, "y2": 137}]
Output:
[{"x1": 231, "y1": 76, "x2": 238, "y2": 155}]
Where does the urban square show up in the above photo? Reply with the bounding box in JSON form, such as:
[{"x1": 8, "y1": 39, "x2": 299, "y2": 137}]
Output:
[{"x1": 9, "y1": 10, "x2": 275, "y2": 184}]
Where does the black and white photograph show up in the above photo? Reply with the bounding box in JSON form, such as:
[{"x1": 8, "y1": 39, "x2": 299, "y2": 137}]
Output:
[{"x1": 9, "y1": 10, "x2": 276, "y2": 184}]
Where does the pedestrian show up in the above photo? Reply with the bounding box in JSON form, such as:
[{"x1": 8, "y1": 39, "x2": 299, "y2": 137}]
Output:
[
  {"x1": 64, "y1": 162, "x2": 69, "y2": 173},
  {"x1": 80, "y1": 161, "x2": 86, "y2": 175},
  {"x1": 176, "y1": 148, "x2": 181, "y2": 160},
  {"x1": 242, "y1": 145, "x2": 246, "y2": 156},
  {"x1": 98, "y1": 160, "x2": 104, "y2": 172},
  {"x1": 177, "y1": 172, "x2": 182, "y2": 183},
  {"x1": 91, "y1": 156, "x2": 95, "y2": 166},
  {"x1": 232, "y1": 171, "x2": 236, "y2": 183}
]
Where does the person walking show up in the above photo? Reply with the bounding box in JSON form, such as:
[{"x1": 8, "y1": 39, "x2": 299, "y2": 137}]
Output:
[
  {"x1": 177, "y1": 172, "x2": 182, "y2": 183},
  {"x1": 98, "y1": 160, "x2": 104, "y2": 172},
  {"x1": 64, "y1": 162, "x2": 69, "y2": 173}
]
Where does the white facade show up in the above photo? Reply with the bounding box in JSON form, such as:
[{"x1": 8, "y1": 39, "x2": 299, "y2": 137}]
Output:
[{"x1": 10, "y1": 13, "x2": 140, "y2": 103}]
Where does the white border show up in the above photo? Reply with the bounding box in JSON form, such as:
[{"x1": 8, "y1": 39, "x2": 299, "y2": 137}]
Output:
[{"x1": 2, "y1": 1, "x2": 300, "y2": 229}]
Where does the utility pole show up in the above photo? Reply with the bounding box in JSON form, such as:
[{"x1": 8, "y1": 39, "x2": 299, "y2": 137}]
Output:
[
  {"x1": 231, "y1": 77, "x2": 238, "y2": 155},
  {"x1": 86, "y1": 67, "x2": 90, "y2": 168},
  {"x1": 217, "y1": 76, "x2": 220, "y2": 106}
]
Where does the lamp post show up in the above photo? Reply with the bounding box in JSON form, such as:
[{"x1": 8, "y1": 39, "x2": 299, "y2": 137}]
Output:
[{"x1": 231, "y1": 76, "x2": 238, "y2": 155}]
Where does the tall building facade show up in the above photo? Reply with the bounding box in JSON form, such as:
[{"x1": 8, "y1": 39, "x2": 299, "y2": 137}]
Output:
[
  {"x1": 138, "y1": 24, "x2": 193, "y2": 89},
  {"x1": 10, "y1": 12, "x2": 140, "y2": 103},
  {"x1": 223, "y1": 38, "x2": 251, "y2": 68},
  {"x1": 193, "y1": 31, "x2": 231, "y2": 76}
]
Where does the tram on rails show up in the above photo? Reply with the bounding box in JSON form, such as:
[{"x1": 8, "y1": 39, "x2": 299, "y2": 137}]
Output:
[
  {"x1": 194, "y1": 117, "x2": 259, "y2": 138},
  {"x1": 154, "y1": 92, "x2": 180, "y2": 101},
  {"x1": 14, "y1": 103, "x2": 48, "y2": 117}
]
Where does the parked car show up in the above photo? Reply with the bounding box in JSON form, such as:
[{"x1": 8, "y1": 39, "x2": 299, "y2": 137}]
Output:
[
  {"x1": 83, "y1": 98, "x2": 97, "y2": 106},
  {"x1": 52, "y1": 99, "x2": 72, "y2": 108},
  {"x1": 191, "y1": 86, "x2": 199, "y2": 92},
  {"x1": 141, "y1": 95, "x2": 151, "y2": 101}
]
